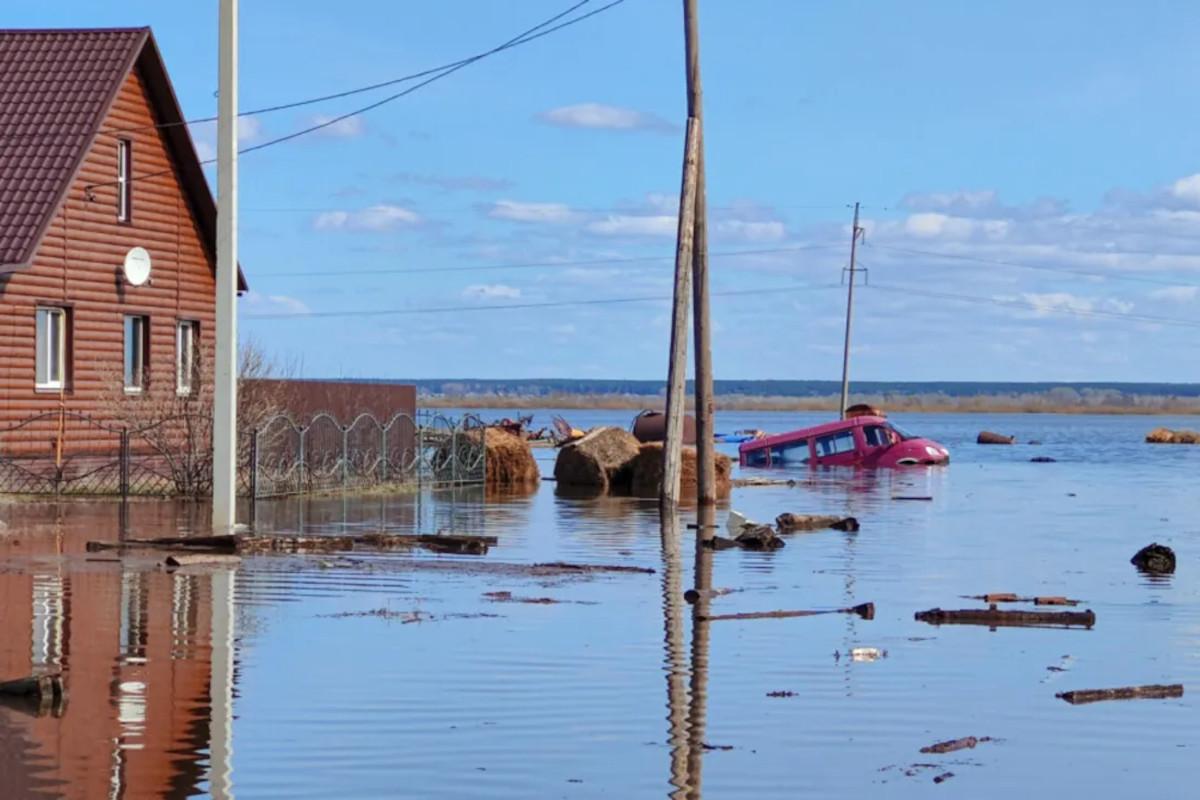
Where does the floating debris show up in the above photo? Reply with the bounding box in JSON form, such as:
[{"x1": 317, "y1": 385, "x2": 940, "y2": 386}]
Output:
[
  {"x1": 1131, "y1": 543, "x2": 1176, "y2": 575},
  {"x1": 1056, "y1": 684, "x2": 1184, "y2": 705},
  {"x1": 920, "y1": 736, "x2": 992, "y2": 754},
  {"x1": 977, "y1": 431, "x2": 1015, "y2": 444},
  {"x1": 703, "y1": 603, "x2": 874, "y2": 623},
  {"x1": 915, "y1": 605, "x2": 1095, "y2": 629},
  {"x1": 766, "y1": 690, "x2": 798, "y2": 698}
]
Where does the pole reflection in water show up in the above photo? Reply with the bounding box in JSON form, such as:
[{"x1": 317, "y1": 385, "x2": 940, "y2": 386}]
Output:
[
  {"x1": 661, "y1": 504, "x2": 716, "y2": 799},
  {"x1": 660, "y1": 511, "x2": 691, "y2": 798},
  {"x1": 686, "y1": 505, "x2": 714, "y2": 800}
]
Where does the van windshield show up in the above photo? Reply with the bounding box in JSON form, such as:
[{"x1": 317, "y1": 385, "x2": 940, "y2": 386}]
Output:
[{"x1": 888, "y1": 423, "x2": 917, "y2": 441}]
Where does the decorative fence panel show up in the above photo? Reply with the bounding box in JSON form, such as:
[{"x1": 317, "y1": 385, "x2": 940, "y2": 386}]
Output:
[
  {"x1": 250, "y1": 411, "x2": 486, "y2": 498},
  {"x1": 0, "y1": 410, "x2": 485, "y2": 498}
]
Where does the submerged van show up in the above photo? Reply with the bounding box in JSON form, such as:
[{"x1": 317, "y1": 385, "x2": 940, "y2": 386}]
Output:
[{"x1": 738, "y1": 415, "x2": 950, "y2": 469}]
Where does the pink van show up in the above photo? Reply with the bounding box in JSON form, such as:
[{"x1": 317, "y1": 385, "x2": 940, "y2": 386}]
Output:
[{"x1": 738, "y1": 415, "x2": 950, "y2": 469}]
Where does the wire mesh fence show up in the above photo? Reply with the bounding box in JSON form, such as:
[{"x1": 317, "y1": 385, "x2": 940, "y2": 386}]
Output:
[{"x1": 0, "y1": 410, "x2": 486, "y2": 498}]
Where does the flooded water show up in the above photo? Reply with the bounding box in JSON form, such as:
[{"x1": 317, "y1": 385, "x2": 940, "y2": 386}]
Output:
[{"x1": 0, "y1": 410, "x2": 1197, "y2": 798}]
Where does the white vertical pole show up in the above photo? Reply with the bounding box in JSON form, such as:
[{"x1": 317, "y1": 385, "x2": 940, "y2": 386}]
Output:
[{"x1": 213, "y1": 0, "x2": 239, "y2": 531}]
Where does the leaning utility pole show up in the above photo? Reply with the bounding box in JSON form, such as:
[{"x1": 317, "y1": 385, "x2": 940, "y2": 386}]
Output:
[
  {"x1": 838, "y1": 201, "x2": 862, "y2": 419},
  {"x1": 663, "y1": 0, "x2": 713, "y2": 507},
  {"x1": 685, "y1": 0, "x2": 716, "y2": 507},
  {"x1": 661, "y1": 119, "x2": 700, "y2": 506},
  {"x1": 212, "y1": 0, "x2": 239, "y2": 532}
]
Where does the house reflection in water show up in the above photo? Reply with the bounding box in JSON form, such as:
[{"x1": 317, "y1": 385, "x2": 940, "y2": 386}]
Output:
[{"x1": 0, "y1": 517, "x2": 234, "y2": 799}]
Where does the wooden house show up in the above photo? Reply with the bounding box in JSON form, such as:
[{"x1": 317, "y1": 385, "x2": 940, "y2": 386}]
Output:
[{"x1": 0, "y1": 27, "x2": 246, "y2": 460}]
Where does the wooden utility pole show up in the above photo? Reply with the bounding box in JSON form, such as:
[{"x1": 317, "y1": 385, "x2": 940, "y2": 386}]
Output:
[
  {"x1": 661, "y1": 120, "x2": 700, "y2": 506},
  {"x1": 838, "y1": 201, "x2": 861, "y2": 419},
  {"x1": 212, "y1": 0, "x2": 239, "y2": 532},
  {"x1": 684, "y1": 0, "x2": 715, "y2": 506}
]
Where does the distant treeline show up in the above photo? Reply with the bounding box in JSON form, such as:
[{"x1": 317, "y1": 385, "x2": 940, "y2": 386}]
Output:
[
  {"x1": 362, "y1": 378, "x2": 1200, "y2": 399},
  {"x1": 317, "y1": 378, "x2": 1200, "y2": 414}
]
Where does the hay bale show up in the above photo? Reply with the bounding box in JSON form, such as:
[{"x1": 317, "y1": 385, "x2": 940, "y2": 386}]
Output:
[
  {"x1": 977, "y1": 431, "x2": 1015, "y2": 445},
  {"x1": 1146, "y1": 427, "x2": 1200, "y2": 444},
  {"x1": 553, "y1": 426, "x2": 641, "y2": 491},
  {"x1": 628, "y1": 442, "x2": 732, "y2": 500},
  {"x1": 482, "y1": 428, "x2": 540, "y2": 489}
]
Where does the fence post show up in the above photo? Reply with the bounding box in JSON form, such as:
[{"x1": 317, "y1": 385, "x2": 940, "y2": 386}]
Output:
[
  {"x1": 417, "y1": 416, "x2": 424, "y2": 490},
  {"x1": 249, "y1": 427, "x2": 259, "y2": 501},
  {"x1": 380, "y1": 424, "x2": 389, "y2": 484},
  {"x1": 341, "y1": 425, "x2": 349, "y2": 488},
  {"x1": 119, "y1": 427, "x2": 129, "y2": 499},
  {"x1": 451, "y1": 425, "x2": 459, "y2": 486},
  {"x1": 298, "y1": 426, "x2": 307, "y2": 493}
]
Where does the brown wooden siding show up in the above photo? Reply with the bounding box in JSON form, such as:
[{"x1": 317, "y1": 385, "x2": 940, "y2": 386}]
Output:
[{"x1": 0, "y1": 63, "x2": 216, "y2": 453}]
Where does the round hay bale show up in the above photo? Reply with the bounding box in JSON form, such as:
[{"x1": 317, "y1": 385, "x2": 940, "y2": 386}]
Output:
[
  {"x1": 1146, "y1": 427, "x2": 1200, "y2": 444},
  {"x1": 553, "y1": 426, "x2": 642, "y2": 492},
  {"x1": 628, "y1": 442, "x2": 732, "y2": 500},
  {"x1": 482, "y1": 428, "x2": 540, "y2": 489},
  {"x1": 977, "y1": 430, "x2": 1015, "y2": 445}
]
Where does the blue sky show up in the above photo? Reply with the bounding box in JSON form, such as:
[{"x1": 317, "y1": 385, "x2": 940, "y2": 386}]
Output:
[{"x1": 16, "y1": 1, "x2": 1200, "y2": 381}]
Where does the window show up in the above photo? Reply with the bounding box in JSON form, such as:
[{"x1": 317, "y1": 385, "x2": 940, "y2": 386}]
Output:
[
  {"x1": 815, "y1": 430, "x2": 857, "y2": 458},
  {"x1": 124, "y1": 315, "x2": 148, "y2": 392},
  {"x1": 35, "y1": 307, "x2": 67, "y2": 389},
  {"x1": 863, "y1": 425, "x2": 892, "y2": 448},
  {"x1": 176, "y1": 320, "x2": 199, "y2": 395},
  {"x1": 117, "y1": 139, "x2": 132, "y2": 222},
  {"x1": 771, "y1": 439, "x2": 810, "y2": 464}
]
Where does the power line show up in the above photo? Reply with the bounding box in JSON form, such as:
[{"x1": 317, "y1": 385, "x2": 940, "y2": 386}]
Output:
[
  {"x1": 865, "y1": 282, "x2": 1200, "y2": 330},
  {"x1": 866, "y1": 242, "x2": 1200, "y2": 290},
  {"x1": 82, "y1": 0, "x2": 627, "y2": 191},
  {"x1": 254, "y1": 243, "x2": 839, "y2": 278},
  {"x1": 242, "y1": 282, "x2": 841, "y2": 320}
]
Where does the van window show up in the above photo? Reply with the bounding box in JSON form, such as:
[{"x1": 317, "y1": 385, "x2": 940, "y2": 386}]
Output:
[
  {"x1": 863, "y1": 425, "x2": 891, "y2": 447},
  {"x1": 815, "y1": 430, "x2": 856, "y2": 457},
  {"x1": 770, "y1": 439, "x2": 809, "y2": 464}
]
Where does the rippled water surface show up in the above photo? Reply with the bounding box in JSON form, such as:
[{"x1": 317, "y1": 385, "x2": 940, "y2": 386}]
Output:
[{"x1": 0, "y1": 411, "x2": 1197, "y2": 798}]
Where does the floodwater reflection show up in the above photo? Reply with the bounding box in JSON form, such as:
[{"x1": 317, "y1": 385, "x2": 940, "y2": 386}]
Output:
[{"x1": 0, "y1": 522, "x2": 235, "y2": 800}]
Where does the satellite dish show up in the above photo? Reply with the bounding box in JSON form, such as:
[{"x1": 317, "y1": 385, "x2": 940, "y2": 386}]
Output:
[{"x1": 123, "y1": 247, "x2": 152, "y2": 286}]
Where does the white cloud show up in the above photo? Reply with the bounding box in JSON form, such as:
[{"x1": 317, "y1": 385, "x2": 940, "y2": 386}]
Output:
[
  {"x1": 1018, "y1": 292, "x2": 1134, "y2": 317},
  {"x1": 1149, "y1": 285, "x2": 1199, "y2": 303},
  {"x1": 586, "y1": 214, "x2": 677, "y2": 237},
  {"x1": 309, "y1": 114, "x2": 366, "y2": 138},
  {"x1": 238, "y1": 116, "x2": 263, "y2": 143},
  {"x1": 1169, "y1": 174, "x2": 1200, "y2": 205},
  {"x1": 463, "y1": 284, "x2": 521, "y2": 300},
  {"x1": 537, "y1": 103, "x2": 674, "y2": 133},
  {"x1": 487, "y1": 200, "x2": 577, "y2": 224},
  {"x1": 716, "y1": 219, "x2": 787, "y2": 243},
  {"x1": 242, "y1": 291, "x2": 309, "y2": 315},
  {"x1": 313, "y1": 204, "x2": 422, "y2": 232}
]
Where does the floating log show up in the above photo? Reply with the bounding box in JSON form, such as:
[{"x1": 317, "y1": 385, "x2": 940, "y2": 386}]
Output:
[
  {"x1": 775, "y1": 513, "x2": 860, "y2": 533},
  {"x1": 235, "y1": 535, "x2": 355, "y2": 554},
  {"x1": 915, "y1": 605, "x2": 1095, "y2": 628},
  {"x1": 1056, "y1": 684, "x2": 1183, "y2": 705},
  {"x1": 920, "y1": 736, "x2": 987, "y2": 755},
  {"x1": 892, "y1": 495, "x2": 933, "y2": 501},
  {"x1": 702, "y1": 602, "x2": 874, "y2": 622},
  {"x1": 86, "y1": 534, "x2": 237, "y2": 553},
  {"x1": 354, "y1": 533, "x2": 497, "y2": 555},
  {"x1": 961, "y1": 593, "x2": 1080, "y2": 606},
  {"x1": 530, "y1": 561, "x2": 656, "y2": 575},
  {"x1": 164, "y1": 554, "x2": 242, "y2": 568}
]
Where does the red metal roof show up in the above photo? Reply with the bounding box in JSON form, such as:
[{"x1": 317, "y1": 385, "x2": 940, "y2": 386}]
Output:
[
  {"x1": 0, "y1": 28, "x2": 246, "y2": 290},
  {"x1": 0, "y1": 28, "x2": 146, "y2": 267}
]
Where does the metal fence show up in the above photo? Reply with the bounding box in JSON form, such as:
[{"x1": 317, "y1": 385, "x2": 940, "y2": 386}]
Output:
[
  {"x1": 0, "y1": 410, "x2": 486, "y2": 499},
  {"x1": 248, "y1": 411, "x2": 487, "y2": 498}
]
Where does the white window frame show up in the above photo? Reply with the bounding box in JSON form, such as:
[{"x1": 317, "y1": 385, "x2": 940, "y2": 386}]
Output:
[
  {"x1": 176, "y1": 320, "x2": 198, "y2": 396},
  {"x1": 117, "y1": 139, "x2": 131, "y2": 222},
  {"x1": 35, "y1": 306, "x2": 67, "y2": 390},
  {"x1": 124, "y1": 315, "x2": 148, "y2": 394}
]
